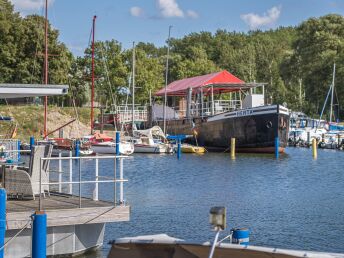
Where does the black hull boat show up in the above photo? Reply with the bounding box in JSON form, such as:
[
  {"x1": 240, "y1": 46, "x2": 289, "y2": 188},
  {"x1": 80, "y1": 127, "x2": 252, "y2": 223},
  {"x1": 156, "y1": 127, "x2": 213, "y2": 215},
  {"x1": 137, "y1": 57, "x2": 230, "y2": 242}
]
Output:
[{"x1": 151, "y1": 105, "x2": 289, "y2": 153}]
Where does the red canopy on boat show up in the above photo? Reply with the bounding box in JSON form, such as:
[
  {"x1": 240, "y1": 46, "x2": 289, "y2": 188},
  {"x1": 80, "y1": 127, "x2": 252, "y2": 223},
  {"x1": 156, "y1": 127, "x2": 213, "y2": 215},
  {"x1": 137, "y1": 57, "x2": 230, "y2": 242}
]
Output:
[
  {"x1": 92, "y1": 132, "x2": 113, "y2": 141},
  {"x1": 155, "y1": 70, "x2": 250, "y2": 97}
]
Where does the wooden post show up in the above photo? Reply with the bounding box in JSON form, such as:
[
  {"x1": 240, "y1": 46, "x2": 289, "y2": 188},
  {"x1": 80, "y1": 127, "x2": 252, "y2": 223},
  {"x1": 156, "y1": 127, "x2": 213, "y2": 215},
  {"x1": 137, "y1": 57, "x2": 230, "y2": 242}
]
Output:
[
  {"x1": 231, "y1": 138, "x2": 235, "y2": 159},
  {"x1": 312, "y1": 138, "x2": 317, "y2": 159}
]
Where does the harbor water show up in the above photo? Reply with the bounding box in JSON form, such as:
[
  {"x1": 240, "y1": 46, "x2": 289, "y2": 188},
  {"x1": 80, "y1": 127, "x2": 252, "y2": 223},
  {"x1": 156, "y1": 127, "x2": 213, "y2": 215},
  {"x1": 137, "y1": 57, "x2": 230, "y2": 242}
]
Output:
[{"x1": 52, "y1": 147, "x2": 344, "y2": 257}]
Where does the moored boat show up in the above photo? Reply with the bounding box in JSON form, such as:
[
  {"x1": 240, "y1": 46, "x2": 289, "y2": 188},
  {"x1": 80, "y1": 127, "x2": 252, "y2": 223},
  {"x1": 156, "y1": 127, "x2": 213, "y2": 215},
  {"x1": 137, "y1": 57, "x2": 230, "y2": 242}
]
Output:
[
  {"x1": 150, "y1": 70, "x2": 289, "y2": 153},
  {"x1": 181, "y1": 144, "x2": 206, "y2": 154}
]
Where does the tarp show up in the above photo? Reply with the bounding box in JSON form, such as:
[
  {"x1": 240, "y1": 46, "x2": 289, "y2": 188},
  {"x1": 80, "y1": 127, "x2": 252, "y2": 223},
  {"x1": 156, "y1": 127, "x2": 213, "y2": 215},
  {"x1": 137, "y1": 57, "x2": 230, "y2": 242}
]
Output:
[{"x1": 155, "y1": 70, "x2": 245, "y2": 96}]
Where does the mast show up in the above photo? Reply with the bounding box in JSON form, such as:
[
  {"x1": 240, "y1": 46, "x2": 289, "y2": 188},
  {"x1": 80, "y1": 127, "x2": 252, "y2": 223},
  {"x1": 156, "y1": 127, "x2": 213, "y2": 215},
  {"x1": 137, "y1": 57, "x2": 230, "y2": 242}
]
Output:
[
  {"x1": 132, "y1": 42, "x2": 135, "y2": 131},
  {"x1": 43, "y1": 0, "x2": 48, "y2": 139},
  {"x1": 163, "y1": 25, "x2": 172, "y2": 135},
  {"x1": 330, "y1": 63, "x2": 336, "y2": 123},
  {"x1": 91, "y1": 15, "x2": 96, "y2": 134}
]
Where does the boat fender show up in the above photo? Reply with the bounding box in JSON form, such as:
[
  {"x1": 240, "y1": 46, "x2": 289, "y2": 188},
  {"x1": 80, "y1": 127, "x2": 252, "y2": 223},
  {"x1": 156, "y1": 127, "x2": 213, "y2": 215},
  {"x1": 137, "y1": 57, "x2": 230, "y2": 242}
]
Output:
[{"x1": 266, "y1": 121, "x2": 272, "y2": 129}]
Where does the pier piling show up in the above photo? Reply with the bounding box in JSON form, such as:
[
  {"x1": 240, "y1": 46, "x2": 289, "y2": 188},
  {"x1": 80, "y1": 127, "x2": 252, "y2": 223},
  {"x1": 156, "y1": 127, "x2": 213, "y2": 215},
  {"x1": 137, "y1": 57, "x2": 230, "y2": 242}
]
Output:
[
  {"x1": 30, "y1": 136, "x2": 35, "y2": 151},
  {"x1": 116, "y1": 132, "x2": 120, "y2": 156},
  {"x1": 312, "y1": 138, "x2": 317, "y2": 159},
  {"x1": 75, "y1": 140, "x2": 80, "y2": 157},
  {"x1": 177, "y1": 140, "x2": 181, "y2": 159},
  {"x1": 307, "y1": 132, "x2": 310, "y2": 147},
  {"x1": 275, "y1": 137, "x2": 279, "y2": 159},
  {"x1": 32, "y1": 211, "x2": 47, "y2": 258},
  {"x1": 0, "y1": 189, "x2": 6, "y2": 258},
  {"x1": 230, "y1": 138, "x2": 236, "y2": 159}
]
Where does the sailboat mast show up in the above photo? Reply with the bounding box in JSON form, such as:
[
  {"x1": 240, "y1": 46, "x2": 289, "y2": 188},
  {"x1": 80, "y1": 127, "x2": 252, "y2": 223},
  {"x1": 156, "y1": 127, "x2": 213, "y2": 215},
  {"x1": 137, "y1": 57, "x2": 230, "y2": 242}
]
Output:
[
  {"x1": 43, "y1": 0, "x2": 48, "y2": 139},
  {"x1": 330, "y1": 63, "x2": 336, "y2": 123},
  {"x1": 91, "y1": 15, "x2": 96, "y2": 134},
  {"x1": 163, "y1": 25, "x2": 172, "y2": 135},
  {"x1": 132, "y1": 42, "x2": 136, "y2": 131}
]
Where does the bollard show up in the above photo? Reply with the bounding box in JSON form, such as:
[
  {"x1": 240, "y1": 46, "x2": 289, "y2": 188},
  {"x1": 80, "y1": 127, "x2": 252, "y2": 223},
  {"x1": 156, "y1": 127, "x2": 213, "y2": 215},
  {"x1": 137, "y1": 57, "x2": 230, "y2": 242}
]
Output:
[
  {"x1": 0, "y1": 189, "x2": 6, "y2": 258},
  {"x1": 293, "y1": 131, "x2": 296, "y2": 146},
  {"x1": 115, "y1": 132, "x2": 120, "y2": 156},
  {"x1": 307, "y1": 132, "x2": 310, "y2": 147},
  {"x1": 17, "y1": 140, "x2": 21, "y2": 162},
  {"x1": 232, "y1": 228, "x2": 250, "y2": 245},
  {"x1": 75, "y1": 140, "x2": 80, "y2": 157},
  {"x1": 177, "y1": 140, "x2": 181, "y2": 160},
  {"x1": 32, "y1": 211, "x2": 47, "y2": 258},
  {"x1": 338, "y1": 134, "x2": 341, "y2": 148},
  {"x1": 275, "y1": 137, "x2": 279, "y2": 159},
  {"x1": 230, "y1": 138, "x2": 236, "y2": 159},
  {"x1": 312, "y1": 138, "x2": 317, "y2": 159},
  {"x1": 30, "y1": 136, "x2": 35, "y2": 151}
]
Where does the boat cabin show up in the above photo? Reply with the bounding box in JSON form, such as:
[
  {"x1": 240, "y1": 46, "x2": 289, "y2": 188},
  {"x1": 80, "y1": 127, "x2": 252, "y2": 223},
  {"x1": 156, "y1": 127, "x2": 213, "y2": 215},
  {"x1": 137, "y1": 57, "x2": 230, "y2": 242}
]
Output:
[{"x1": 154, "y1": 70, "x2": 265, "y2": 120}]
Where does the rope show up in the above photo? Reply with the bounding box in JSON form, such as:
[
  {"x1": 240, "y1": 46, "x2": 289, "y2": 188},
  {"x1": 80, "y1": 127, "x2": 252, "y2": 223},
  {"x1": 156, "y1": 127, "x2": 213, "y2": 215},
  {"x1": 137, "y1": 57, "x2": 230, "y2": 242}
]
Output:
[{"x1": 0, "y1": 220, "x2": 31, "y2": 252}]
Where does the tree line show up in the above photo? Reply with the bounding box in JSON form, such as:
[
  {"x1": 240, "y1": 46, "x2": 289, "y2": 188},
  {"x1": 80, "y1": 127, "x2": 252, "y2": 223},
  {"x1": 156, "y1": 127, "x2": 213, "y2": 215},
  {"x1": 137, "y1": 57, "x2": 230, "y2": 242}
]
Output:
[{"x1": 1, "y1": 0, "x2": 344, "y2": 120}]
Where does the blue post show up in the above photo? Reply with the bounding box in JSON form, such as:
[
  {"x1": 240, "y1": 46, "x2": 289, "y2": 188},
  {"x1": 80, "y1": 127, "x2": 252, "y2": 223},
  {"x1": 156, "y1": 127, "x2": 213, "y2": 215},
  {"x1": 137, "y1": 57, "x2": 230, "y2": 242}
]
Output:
[
  {"x1": 232, "y1": 228, "x2": 250, "y2": 245},
  {"x1": 32, "y1": 211, "x2": 47, "y2": 258},
  {"x1": 0, "y1": 189, "x2": 6, "y2": 258},
  {"x1": 275, "y1": 137, "x2": 279, "y2": 159},
  {"x1": 177, "y1": 140, "x2": 181, "y2": 159},
  {"x1": 30, "y1": 136, "x2": 35, "y2": 151},
  {"x1": 75, "y1": 140, "x2": 80, "y2": 157},
  {"x1": 115, "y1": 132, "x2": 120, "y2": 156},
  {"x1": 17, "y1": 140, "x2": 21, "y2": 162}
]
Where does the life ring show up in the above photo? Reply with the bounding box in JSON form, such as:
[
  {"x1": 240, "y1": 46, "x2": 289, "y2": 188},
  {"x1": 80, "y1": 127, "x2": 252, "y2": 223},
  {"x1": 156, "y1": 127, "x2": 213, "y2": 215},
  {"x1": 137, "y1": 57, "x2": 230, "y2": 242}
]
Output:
[{"x1": 266, "y1": 121, "x2": 272, "y2": 129}]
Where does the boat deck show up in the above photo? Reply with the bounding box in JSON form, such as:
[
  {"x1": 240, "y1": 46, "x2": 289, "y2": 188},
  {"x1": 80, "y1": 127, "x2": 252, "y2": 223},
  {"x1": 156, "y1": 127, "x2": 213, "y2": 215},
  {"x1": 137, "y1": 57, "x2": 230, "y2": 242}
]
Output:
[{"x1": 6, "y1": 193, "x2": 130, "y2": 230}]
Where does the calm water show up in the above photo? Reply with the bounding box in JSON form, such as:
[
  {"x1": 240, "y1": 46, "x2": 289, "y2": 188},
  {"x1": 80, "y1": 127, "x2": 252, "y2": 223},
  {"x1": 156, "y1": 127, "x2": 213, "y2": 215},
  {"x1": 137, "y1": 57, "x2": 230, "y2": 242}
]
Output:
[{"x1": 57, "y1": 147, "x2": 344, "y2": 257}]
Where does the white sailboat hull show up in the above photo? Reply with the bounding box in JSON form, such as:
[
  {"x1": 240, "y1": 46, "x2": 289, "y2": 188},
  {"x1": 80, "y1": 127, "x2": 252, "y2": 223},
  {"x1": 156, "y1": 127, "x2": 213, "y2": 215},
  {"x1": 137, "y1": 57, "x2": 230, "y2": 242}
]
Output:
[
  {"x1": 134, "y1": 144, "x2": 173, "y2": 153},
  {"x1": 91, "y1": 142, "x2": 134, "y2": 155}
]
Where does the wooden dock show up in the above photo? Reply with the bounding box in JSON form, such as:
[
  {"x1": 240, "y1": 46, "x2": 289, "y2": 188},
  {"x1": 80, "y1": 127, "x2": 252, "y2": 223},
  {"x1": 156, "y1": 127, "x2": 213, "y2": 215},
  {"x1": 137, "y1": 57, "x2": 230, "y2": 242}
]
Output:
[{"x1": 6, "y1": 193, "x2": 130, "y2": 230}]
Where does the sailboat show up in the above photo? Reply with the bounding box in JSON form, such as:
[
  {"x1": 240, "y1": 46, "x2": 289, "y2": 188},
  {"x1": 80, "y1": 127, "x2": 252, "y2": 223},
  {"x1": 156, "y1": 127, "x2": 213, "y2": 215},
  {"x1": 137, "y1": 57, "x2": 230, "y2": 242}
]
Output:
[{"x1": 86, "y1": 16, "x2": 133, "y2": 155}]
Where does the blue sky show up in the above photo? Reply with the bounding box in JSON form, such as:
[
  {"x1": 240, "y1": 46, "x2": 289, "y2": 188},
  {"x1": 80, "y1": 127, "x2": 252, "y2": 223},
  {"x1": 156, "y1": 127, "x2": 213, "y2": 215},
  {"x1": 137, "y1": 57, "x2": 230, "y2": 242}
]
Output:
[{"x1": 10, "y1": 0, "x2": 344, "y2": 56}]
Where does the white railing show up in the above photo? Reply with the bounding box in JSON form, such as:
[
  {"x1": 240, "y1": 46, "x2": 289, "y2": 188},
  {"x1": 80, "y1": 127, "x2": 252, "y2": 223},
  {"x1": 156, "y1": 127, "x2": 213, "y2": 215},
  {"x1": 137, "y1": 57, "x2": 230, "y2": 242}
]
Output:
[
  {"x1": 38, "y1": 153, "x2": 129, "y2": 211},
  {"x1": 115, "y1": 105, "x2": 148, "y2": 122},
  {"x1": 0, "y1": 139, "x2": 21, "y2": 162},
  {"x1": 172, "y1": 100, "x2": 242, "y2": 119}
]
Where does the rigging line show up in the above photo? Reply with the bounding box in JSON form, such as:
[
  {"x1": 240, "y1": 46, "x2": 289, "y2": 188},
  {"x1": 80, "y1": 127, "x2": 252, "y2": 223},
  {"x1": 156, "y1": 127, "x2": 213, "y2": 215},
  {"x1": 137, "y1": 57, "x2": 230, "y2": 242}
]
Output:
[{"x1": 100, "y1": 45, "x2": 116, "y2": 108}]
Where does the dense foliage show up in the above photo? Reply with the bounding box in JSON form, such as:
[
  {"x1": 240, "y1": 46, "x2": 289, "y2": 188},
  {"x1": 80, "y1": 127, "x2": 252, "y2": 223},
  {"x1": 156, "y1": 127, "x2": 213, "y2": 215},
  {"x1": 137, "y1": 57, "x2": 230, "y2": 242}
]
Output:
[{"x1": 1, "y1": 0, "x2": 344, "y2": 119}]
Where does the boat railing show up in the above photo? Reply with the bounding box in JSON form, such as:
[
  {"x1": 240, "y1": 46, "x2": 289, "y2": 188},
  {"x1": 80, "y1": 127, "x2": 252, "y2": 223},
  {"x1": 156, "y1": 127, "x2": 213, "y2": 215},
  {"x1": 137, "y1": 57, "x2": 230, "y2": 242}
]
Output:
[
  {"x1": 38, "y1": 153, "x2": 129, "y2": 211},
  {"x1": 172, "y1": 100, "x2": 242, "y2": 119},
  {"x1": 0, "y1": 139, "x2": 21, "y2": 162}
]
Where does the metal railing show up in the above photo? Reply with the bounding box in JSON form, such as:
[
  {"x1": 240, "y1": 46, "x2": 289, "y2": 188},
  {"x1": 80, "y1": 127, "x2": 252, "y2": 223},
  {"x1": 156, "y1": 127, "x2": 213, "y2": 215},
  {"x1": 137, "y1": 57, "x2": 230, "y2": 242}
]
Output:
[
  {"x1": 0, "y1": 139, "x2": 21, "y2": 162},
  {"x1": 38, "y1": 153, "x2": 129, "y2": 211},
  {"x1": 115, "y1": 105, "x2": 148, "y2": 122}
]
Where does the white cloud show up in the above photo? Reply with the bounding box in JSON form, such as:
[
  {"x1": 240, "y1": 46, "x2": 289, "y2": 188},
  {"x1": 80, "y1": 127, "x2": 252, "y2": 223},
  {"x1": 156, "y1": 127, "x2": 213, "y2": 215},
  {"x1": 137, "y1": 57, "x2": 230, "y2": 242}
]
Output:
[
  {"x1": 10, "y1": 0, "x2": 54, "y2": 11},
  {"x1": 157, "y1": 0, "x2": 184, "y2": 18},
  {"x1": 240, "y1": 6, "x2": 281, "y2": 29},
  {"x1": 186, "y1": 10, "x2": 199, "y2": 19},
  {"x1": 130, "y1": 6, "x2": 144, "y2": 17}
]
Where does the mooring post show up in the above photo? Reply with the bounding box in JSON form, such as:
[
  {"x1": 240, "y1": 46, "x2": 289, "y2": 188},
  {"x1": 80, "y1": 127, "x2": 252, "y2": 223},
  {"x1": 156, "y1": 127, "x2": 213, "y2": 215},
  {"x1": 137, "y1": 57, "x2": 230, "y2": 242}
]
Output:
[
  {"x1": 30, "y1": 136, "x2": 35, "y2": 151},
  {"x1": 177, "y1": 139, "x2": 181, "y2": 159},
  {"x1": 75, "y1": 140, "x2": 80, "y2": 157},
  {"x1": 115, "y1": 132, "x2": 120, "y2": 156},
  {"x1": 231, "y1": 138, "x2": 236, "y2": 159},
  {"x1": 338, "y1": 134, "x2": 341, "y2": 148},
  {"x1": 32, "y1": 211, "x2": 47, "y2": 258},
  {"x1": 293, "y1": 131, "x2": 296, "y2": 146},
  {"x1": 322, "y1": 133, "x2": 325, "y2": 143},
  {"x1": 275, "y1": 137, "x2": 279, "y2": 159},
  {"x1": 0, "y1": 188, "x2": 6, "y2": 258},
  {"x1": 307, "y1": 132, "x2": 310, "y2": 147},
  {"x1": 312, "y1": 138, "x2": 317, "y2": 159},
  {"x1": 17, "y1": 140, "x2": 21, "y2": 162}
]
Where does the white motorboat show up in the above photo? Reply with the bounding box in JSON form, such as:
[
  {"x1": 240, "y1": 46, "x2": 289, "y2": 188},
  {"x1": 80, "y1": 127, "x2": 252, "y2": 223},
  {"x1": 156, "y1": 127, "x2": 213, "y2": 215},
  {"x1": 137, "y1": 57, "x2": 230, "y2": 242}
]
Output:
[{"x1": 132, "y1": 126, "x2": 174, "y2": 154}]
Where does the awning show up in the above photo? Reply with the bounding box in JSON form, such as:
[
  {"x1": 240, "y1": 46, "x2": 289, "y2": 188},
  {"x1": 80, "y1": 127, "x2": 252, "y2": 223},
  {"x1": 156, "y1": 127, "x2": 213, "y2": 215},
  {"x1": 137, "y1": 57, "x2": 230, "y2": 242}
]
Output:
[
  {"x1": 0, "y1": 84, "x2": 68, "y2": 98},
  {"x1": 155, "y1": 70, "x2": 263, "y2": 97}
]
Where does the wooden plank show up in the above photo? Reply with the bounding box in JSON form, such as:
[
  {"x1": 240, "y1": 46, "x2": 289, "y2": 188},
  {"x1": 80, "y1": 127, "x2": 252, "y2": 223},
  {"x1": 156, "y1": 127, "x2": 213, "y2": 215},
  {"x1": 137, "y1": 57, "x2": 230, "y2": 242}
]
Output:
[{"x1": 7, "y1": 205, "x2": 130, "y2": 230}]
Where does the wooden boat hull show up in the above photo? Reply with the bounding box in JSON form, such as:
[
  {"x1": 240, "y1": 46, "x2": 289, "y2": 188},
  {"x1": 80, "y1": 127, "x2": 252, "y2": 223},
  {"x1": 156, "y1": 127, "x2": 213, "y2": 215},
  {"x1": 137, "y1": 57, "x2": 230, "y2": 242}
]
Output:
[{"x1": 149, "y1": 105, "x2": 289, "y2": 154}]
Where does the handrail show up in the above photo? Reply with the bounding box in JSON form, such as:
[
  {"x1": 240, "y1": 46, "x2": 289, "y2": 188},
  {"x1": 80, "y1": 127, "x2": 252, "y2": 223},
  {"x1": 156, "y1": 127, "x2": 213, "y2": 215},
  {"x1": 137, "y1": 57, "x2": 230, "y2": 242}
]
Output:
[{"x1": 38, "y1": 154, "x2": 129, "y2": 211}]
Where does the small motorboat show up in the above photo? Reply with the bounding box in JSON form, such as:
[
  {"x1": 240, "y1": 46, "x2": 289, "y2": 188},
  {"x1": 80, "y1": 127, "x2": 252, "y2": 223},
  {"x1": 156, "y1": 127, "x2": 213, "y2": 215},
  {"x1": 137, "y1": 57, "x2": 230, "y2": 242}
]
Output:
[
  {"x1": 91, "y1": 141, "x2": 134, "y2": 155},
  {"x1": 181, "y1": 144, "x2": 206, "y2": 154}
]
